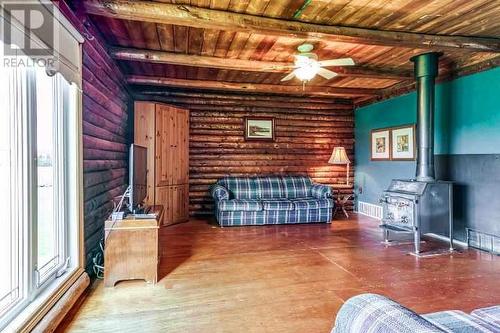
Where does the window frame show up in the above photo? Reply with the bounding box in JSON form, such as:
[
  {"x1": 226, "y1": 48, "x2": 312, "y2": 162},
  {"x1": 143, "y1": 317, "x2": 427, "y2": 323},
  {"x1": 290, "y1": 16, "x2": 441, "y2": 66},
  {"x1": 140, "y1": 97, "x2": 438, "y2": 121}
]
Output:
[
  {"x1": 0, "y1": 64, "x2": 85, "y2": 332},
  {"x1": 32, "y1": 71, "x2": 70, "y2": 289}
]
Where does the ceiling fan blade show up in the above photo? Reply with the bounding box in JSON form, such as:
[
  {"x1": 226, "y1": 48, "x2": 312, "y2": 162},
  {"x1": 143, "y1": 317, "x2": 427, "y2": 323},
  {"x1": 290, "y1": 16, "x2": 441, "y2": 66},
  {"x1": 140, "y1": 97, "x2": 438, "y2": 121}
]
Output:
[
  {"x1": 262, "y1": 65, "x2": 296, "y2": 71},
  {"x1": 318, "y1": 58, "x2": 355, "y2": 67},
  {"x1": 281, "y1": 71, "x2": 296, "y2": 81},
  {"x1": 317, "y1": 68, "x2": 338, "y2": 80}
]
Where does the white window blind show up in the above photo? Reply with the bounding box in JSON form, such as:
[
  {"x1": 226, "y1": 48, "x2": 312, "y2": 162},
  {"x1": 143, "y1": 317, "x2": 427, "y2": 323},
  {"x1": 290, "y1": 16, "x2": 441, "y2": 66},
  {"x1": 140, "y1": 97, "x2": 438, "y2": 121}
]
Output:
[{"x1": 0, "y1": 1, "x2": 84, "y2": 88}]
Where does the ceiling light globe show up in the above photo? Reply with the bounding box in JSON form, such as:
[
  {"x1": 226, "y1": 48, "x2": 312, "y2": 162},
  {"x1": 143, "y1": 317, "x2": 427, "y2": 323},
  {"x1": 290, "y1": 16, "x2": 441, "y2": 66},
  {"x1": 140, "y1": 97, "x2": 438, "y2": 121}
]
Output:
[{"x1": 294, "y1": 61, "x2": 320, "y2": 81}]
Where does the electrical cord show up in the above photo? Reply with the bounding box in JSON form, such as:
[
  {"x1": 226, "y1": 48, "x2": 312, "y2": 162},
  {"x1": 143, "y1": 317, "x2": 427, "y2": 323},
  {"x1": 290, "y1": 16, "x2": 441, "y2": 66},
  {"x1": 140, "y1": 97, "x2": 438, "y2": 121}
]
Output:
[
  {"x1": 92, "y1": 239, "x2": 104, "y2": 279},
  {"x1": 92, "y1": 186, "x2": 131, "y2": 279}
]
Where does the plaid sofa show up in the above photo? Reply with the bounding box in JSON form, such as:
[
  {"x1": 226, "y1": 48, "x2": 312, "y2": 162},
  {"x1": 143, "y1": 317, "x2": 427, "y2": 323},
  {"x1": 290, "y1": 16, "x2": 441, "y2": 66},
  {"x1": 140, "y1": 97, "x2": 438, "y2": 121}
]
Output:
[
  {"x1": 210, "y1": 176, "x2": 333, "y2": 227},
  {"x1": 332, "y1": 293, "x2": 500, "y2": 333}
]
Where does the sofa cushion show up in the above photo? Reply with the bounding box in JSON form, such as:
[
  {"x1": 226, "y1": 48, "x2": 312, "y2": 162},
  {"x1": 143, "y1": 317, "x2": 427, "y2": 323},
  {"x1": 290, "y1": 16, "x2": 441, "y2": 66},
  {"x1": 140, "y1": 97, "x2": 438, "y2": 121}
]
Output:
[
  {"x1": 293, "y1": 198, "x2": 333, "y2": 210},
  {"x1": 218, "y1": 177, "x2": 259, "y2": 199},
  {"x1": 218, "y1": 199, "x2": 262, "y2": 212},
  {"x1": 281, "y1": 176, "x2": 312, "y2": 199},
  {"x1": 471, "y1": 306, "x2": 500, "y2": 330},
  {"x1": 262, "y1": 199, "x2": 294, "y2": 211},
  {"x1": 255, "y1": 176, "x2": 285, "y2": 199},
  {"x1": 332, "y1": 293, "x2": 442, "y2": 333},
  {"x1": 424, "y1": 310, "x2": 499, "y2": 332}
]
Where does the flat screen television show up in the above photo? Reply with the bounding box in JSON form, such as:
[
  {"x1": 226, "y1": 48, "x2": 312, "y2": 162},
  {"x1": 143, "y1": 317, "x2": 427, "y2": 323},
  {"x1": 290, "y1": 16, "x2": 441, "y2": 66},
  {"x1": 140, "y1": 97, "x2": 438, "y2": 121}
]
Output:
[{"x1": 129, "y1": 144, "x2": 147, "y2": 212}]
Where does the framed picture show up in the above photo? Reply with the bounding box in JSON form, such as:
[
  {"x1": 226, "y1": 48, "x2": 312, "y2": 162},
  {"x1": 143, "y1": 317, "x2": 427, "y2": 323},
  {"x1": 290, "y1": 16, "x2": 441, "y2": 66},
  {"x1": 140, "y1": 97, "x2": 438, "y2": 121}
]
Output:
[
  {"x1": 391, "y1": 124, "x2": 416, "y2": 160},
  {"x1": 371, "y1": 128, "x2": 391, "y2": 160},
  {"x1": 244, "y1": 117, "x2": 275, "y2": 141}
]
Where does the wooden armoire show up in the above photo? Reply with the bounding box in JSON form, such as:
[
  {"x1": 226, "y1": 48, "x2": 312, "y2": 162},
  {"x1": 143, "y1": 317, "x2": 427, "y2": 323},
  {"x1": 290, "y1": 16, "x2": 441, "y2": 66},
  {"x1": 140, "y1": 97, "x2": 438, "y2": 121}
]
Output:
[{"x1": 134, "y1": 101, "x2": 189, "y2": 226}]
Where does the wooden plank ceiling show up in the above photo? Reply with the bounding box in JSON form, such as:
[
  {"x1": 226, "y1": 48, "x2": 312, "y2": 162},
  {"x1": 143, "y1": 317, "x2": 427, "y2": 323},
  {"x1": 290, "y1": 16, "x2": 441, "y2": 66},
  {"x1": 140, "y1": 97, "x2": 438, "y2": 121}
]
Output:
[{"x1": 79, "y1": 0, "x2": 500, "y2": 106}]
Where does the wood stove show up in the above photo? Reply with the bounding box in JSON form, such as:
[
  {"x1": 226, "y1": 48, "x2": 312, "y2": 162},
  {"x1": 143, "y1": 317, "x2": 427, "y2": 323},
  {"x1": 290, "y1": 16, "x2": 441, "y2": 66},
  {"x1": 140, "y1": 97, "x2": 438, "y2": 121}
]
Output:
[
  {"x1": 379, "y1": 52, "x2": 454, "y2": 256},
  {"x1": 380, "y1": 180, "x2": 453, "y2": 255}
]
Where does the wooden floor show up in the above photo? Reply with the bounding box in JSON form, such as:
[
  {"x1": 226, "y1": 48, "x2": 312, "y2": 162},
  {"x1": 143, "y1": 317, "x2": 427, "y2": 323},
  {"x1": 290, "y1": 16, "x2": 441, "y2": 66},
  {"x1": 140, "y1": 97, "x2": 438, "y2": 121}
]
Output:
[{"x1": 59, "y1": 214, "x2": 500, "y2": 333}]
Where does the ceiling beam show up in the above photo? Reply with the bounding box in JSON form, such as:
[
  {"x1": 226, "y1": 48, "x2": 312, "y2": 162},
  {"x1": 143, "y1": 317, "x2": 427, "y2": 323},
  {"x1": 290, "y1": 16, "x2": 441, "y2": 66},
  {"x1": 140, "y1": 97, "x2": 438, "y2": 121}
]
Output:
[
  {"x1": 136, "y1": 90, "x2": 354, "y2": 104},
  {"x1": 134, "y1": 94, "x2": 354, "y2": 110},
  {"x1": 127, "y1": 76, "x2": 380, "y2": 97},
  {"x1": 110, "y1": 47, "x2": 412, "y2": 80},
  {"x1": 84, "y1": 0, "x2": 500, "y2": 52}
]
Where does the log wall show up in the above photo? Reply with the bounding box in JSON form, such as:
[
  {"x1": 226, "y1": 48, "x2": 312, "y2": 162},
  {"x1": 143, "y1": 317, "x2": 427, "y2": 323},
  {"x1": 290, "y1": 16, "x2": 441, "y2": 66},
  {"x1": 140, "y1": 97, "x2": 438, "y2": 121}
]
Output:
[
  {"x1": 139, "y1": 92, "x2": 355, "y2": 217},
  {"x1": 60, "y1": 2, "x2": 131, "y2": 274}
]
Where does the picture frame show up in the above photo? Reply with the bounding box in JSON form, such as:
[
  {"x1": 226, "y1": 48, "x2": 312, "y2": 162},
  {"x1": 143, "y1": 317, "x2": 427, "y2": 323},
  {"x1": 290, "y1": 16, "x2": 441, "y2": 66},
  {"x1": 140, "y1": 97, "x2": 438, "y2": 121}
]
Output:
[
  {"x1": 244, "y1": 117, "x2": 275, "y2": 141},
  {"x1": 370, "y1": 128, "x2": 391, "y2": 160},
  {"x1": 391, "y1": 124, "x2": 416, "y2": 160}
]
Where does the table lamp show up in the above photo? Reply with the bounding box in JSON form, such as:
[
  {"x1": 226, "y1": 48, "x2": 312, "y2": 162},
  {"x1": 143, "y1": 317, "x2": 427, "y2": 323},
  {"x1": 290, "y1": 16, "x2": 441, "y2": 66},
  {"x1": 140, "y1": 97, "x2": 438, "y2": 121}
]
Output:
[{"x1": 328, "y1": 147, "x2": 350, "y2": 185}]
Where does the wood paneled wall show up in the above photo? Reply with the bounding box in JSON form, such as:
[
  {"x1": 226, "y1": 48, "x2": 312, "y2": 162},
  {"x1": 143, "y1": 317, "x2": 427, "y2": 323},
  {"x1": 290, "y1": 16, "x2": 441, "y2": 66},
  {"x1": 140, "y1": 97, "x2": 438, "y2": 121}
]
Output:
[
  {"x1": 60, "y1": 2, "x2": 131, "y2": 274},
  {"x1": 139, "y1": 92, "x2": 355, "y2": 216}
]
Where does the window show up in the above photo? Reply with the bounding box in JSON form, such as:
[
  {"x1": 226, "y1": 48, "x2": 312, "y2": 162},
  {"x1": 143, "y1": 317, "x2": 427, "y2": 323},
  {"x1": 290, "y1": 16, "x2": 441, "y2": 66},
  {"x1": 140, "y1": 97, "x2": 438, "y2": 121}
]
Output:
[{"x1": 0, "y1": 60, "x2": 80, "y2": 330}]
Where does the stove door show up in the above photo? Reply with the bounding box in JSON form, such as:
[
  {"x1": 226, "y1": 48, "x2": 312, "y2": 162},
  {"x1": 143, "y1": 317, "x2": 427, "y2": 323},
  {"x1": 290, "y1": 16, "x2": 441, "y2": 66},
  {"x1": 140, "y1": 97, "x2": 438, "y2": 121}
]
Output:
[{"x1": 382, "y1": 195, "x2": 416, "y2": 231}]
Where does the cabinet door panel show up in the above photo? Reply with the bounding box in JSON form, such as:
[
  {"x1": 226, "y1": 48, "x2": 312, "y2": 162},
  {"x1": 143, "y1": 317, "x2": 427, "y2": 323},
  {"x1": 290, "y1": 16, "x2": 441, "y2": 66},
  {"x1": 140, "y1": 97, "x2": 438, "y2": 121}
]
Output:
[
  {"x1": 155, "y1": 105, "x2": 189, "y2": 187},
  {"x1": 134, "y1": 102, "x2": 156, "y2": 205},
  {"x1": 155, "y1": 185, "x2": 189, "y2": 226},
  {"x1": 155, "y1": 104, "x2": 174, "y2": 187}
]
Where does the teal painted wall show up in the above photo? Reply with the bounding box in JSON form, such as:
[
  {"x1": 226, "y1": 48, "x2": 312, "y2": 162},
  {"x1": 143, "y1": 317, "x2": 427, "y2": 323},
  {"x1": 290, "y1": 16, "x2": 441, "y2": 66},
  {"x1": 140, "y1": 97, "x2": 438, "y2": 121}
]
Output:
[{"x1": 355, "y1": 67, "x2": 500, "y2": 205}]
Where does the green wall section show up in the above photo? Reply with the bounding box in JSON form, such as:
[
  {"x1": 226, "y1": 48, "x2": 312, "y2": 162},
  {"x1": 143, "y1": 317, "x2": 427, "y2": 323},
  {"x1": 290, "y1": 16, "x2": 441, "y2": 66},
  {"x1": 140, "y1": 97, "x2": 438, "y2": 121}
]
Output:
[{"x1": 355, "y1": 67, "x2": 500, "y2": 205}]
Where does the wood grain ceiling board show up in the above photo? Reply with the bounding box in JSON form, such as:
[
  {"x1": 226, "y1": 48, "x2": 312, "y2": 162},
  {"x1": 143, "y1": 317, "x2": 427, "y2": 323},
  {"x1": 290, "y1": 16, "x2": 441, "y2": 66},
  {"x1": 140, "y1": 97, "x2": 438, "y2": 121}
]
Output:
[
  {"x1": 175, "y1": 0, "x2": 499, "y2": 37},
  {"x1": 91, "y1": 17, "x2": 497, "y2": 67},
  {"x1": 82, "y1": 0, "x2": 500, "y2": 103},
  {"x1": 119, "y1": 60, "x2": 399, "y2": 89},
  {"x1": 148, "y1": 0, "x2": 499, "y2": 38}
]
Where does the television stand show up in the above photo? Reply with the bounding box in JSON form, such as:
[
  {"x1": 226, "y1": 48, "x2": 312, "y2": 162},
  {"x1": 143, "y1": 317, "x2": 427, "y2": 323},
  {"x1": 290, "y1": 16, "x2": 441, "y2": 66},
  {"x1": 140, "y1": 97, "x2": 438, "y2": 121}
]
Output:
[{"x1": 104, "y1": 205, "x2": 164, "y2": 287}]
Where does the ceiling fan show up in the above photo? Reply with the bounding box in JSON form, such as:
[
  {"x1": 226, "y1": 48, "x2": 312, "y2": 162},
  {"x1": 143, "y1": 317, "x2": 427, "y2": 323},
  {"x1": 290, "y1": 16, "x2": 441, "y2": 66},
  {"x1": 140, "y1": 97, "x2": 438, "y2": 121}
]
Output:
[{"x1": 274, "y1": 43, "x2": 355, "y2": 83}]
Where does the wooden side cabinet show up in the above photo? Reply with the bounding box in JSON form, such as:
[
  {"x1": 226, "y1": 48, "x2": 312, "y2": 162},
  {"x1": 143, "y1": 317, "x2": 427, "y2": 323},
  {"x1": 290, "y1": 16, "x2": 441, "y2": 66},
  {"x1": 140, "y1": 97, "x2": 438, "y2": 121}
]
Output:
[
  {"x1": 104, "y1": 206, "x2": 164, "y2": 287},
  {"x1": 134, "y1": 101, "x2": 189, "y2": 226}
]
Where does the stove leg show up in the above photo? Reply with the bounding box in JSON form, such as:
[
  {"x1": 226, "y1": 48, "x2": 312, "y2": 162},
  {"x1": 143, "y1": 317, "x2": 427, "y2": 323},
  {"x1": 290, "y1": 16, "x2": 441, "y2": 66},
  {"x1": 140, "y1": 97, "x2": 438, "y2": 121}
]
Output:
[
  {"x1": 414, "y1": 230, "x2": 421, "y2": 254},
  {"x1": 383, "y1": 228, "x2": 389, "y2": 243}
]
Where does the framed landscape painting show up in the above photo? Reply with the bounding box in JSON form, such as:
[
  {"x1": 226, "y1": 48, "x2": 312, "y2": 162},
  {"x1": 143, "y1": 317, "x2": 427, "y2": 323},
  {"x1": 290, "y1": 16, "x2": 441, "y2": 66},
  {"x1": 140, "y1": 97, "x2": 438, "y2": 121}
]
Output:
[
  {"x1": 371, "y1": 128, "x2": 391, "y2": 160},
  {"x1": 244, "y1": 117, "x2": 275, "y2": 141},
  {"x1": 391, "y1": 125, "x2": 416, "y2": 160}
]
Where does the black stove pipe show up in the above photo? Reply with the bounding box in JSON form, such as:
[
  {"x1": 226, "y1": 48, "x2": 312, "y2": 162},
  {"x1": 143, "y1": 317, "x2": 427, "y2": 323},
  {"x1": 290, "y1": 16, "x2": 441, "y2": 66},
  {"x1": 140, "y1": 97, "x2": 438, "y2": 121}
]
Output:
[{"x1": 410, "y1": 52, "x2": 441, "y2": 182}]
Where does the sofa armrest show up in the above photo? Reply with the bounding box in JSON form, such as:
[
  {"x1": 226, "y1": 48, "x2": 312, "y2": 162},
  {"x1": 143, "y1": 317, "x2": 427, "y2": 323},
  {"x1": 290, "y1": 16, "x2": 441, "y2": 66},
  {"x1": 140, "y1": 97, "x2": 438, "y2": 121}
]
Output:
[
  {"x1": 311, "y1": 184, "x2": 332, "y2": 199},
  {"x1": 210, "y1": 184, "x2": 230, "y2": 201},
  {"x1": 332, "y1": 294, "x2": 444, "y2": 333}
]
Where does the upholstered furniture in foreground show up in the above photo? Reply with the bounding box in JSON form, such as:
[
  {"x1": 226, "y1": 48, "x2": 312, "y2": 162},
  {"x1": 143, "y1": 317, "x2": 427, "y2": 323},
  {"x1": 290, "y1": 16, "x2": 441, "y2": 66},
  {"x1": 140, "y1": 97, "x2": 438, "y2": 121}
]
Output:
[
  {"x1": 211, "y1": 176, "x2": 333, "y2": 227},
  {"x1": 333, "y1": 293, "x2": 500, "y2": 333}
]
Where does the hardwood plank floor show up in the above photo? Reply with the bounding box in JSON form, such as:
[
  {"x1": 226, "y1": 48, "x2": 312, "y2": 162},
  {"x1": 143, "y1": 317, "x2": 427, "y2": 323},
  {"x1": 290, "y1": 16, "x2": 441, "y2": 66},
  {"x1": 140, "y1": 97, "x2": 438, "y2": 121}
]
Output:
[{"x1": 58, "y1": 214, "x2": 500, "y2": 333}]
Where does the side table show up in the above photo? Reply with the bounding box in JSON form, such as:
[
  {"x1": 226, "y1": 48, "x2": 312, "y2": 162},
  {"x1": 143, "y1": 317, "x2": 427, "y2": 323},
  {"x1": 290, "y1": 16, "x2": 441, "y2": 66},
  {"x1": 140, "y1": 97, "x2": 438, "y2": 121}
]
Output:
[{"x1": 332, "y1": 185, "x2": 354, "y2": 219}]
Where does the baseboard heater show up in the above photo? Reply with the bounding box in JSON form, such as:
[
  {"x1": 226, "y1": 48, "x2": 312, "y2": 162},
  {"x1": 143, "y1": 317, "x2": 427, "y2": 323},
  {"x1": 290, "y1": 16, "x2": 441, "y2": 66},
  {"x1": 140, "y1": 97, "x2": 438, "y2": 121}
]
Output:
[
  {"x1": 467, "y1": 228, "x2": 500, "y2": 255},
  {"x1": 357, "y1": 201, "x2": 383, "y2": 220}
]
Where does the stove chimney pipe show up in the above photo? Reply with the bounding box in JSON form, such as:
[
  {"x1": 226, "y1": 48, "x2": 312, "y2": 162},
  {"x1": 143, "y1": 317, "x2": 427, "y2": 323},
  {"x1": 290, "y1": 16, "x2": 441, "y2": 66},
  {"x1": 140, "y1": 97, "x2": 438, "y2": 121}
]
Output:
[{"x1": 411, "y1": 52, "x2": 441, "y2": 182}]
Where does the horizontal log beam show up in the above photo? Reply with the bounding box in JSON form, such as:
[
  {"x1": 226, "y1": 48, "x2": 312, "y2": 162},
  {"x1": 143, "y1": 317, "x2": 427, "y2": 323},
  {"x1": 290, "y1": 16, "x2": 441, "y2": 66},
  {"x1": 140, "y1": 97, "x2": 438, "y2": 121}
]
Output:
[
  {"x1": 84, "y1": 0, "x2": 500, "y2": 52},
  {"x1": 84, "y1": 168, "x2": 127, "y2": 188},
  {"x1": 128, "y1": 76, "x2": 379, "y2": 97},
  {"x1": 137, "y1": 90, "x2": 352, "y2": 104},
  {"x1": 134, "y1": 94, "x2": 353, "y2": 110},
  {"x1": 111, "y1": 47, "x2": 412, "y2": 80}
]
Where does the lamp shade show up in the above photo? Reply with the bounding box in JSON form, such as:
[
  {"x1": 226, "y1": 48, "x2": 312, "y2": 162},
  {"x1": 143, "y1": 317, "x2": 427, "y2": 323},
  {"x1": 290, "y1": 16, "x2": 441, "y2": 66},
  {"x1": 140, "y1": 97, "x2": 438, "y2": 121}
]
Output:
[{"x1": 328, "y1": 147, "x2": 350, "y2": 165}]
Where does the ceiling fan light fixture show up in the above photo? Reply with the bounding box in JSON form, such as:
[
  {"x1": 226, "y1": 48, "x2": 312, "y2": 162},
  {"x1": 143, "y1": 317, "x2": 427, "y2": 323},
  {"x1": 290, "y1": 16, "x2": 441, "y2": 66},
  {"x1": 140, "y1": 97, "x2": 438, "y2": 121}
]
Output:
[{"x1": 294, "y1": 60, "x2": 320, "y2": 81}]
